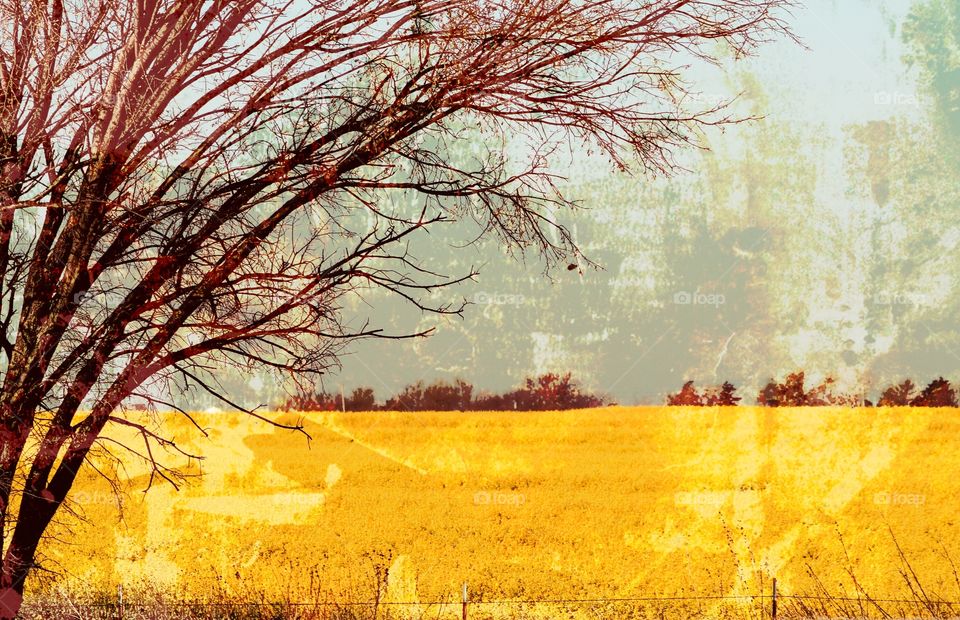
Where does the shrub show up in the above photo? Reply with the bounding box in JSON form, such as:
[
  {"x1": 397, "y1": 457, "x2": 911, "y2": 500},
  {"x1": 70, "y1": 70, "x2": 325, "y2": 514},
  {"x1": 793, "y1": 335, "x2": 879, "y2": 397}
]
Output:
[
  {"x1": 704, "y1": 381, "x2": 741, "y2": 406},
  {"x1": 283, "y1": 390, "x2": 339, "y2": 411},
  {"x1": 756, "y1": 372, "x2": 863, "y2": 406},
  {"x1": 757, "y1": 372, "x2": 808, "y2": 406},
  {"x1": 666, "y1": 381, "x2": 703, "y2": 406},
  {"x1": 876, "y1": 377, "x2": 957, "y2": 407},
  {"x1": 666, "y1": 381, "x2": 740, "y2": 406},
  {"x1": 283, "y1": 386, "x2": 378, "y2": 411},
  {"x1": 473, "y1": 373, "x2": 606, "y2": 410},
  {"x1": 756, "y1": 379, "x2": 780, "y2": 407},
  {"x1": 383, "y1": 379, "x2": 474, "y2": 411},
  {"x1": 878, "y1": 379, "x2": 917, "y2": 406},
  {"x1": 511, "y1": 373, "x2": 606, "y2": 410},
  {"x1": 471, "y1": 392, "x2": 510, "y2": 410},
  {"x1": 345, "y1": 387, "x2": 377, "y2": 410},
  {"x1": 911, "y1": 377, "x2": 958, "y2": 407},
  {"x1": 805, "y1": 377, "x2": 861, "y2": 406}
]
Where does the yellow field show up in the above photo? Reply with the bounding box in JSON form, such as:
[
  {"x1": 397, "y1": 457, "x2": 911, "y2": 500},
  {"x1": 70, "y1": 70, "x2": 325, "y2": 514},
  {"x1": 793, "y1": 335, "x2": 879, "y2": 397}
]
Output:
[{"x1": 42, "y1": 407, "x2": 960, "y2": 615}]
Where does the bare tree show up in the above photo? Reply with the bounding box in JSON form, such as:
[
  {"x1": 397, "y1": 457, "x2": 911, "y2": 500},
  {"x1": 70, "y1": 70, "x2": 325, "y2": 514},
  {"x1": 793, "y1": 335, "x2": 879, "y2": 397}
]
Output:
[{"x1": 0, "y1": 0, "x2": 793, "y2": 613}]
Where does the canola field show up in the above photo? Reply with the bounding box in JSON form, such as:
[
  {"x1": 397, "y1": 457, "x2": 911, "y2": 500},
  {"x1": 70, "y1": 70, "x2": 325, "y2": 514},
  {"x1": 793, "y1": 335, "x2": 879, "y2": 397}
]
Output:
[{"x1": 43, "y1": 407, "x2": 960, "y2": 615}]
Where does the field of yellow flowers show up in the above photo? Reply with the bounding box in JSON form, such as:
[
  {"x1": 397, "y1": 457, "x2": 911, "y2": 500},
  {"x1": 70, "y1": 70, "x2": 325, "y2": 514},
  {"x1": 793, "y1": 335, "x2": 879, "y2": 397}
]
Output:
[{"x1": 41, "y1": 406, "x2": 960, "y2": 615}]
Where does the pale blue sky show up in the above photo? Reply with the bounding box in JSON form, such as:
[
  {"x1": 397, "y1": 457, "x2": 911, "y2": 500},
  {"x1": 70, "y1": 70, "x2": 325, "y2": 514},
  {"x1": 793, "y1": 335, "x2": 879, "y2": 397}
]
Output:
[{"x1": 223, "y1": 0, "x2": 960, "y2": 407}]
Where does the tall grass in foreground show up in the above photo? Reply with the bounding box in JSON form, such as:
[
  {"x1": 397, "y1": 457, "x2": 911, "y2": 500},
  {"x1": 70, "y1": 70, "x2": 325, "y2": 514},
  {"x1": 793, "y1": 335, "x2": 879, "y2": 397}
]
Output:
[
  {"x1": 19, "y1": 544, "x2": 960, "y2": 620},
  {"x1": 23, "y1": 525, "x2": 960, "y2": 619},
  {"x1": 16, "y1": 594, "x2": 960, "y2": 619}
]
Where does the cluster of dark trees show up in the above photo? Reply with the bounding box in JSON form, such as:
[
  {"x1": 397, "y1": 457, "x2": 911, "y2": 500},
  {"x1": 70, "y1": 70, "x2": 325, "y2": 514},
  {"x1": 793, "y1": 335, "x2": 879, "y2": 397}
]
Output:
[
  {"x1": 284, "y1": 373, "x2": 608, "y2": 411},
  {"x1": 875, "y1": 378, "x2": 957, "y2": 407},
  {"x1": 756, "y1": 372, "x2": 861, "y2": 407},
  {"x1": 288, "y1": 372, "x2": 960, "y2": 411},
  {"x1": 666, "y1": 381, "x2": 742, "y2": 406},
  {"x1": 666, "y1": 372, "x2": 959, "y2": 407}
]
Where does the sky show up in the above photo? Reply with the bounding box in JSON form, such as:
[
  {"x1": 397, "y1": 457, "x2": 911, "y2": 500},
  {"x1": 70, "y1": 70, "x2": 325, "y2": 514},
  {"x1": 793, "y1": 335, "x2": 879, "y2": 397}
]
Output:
[{"x1": 229, "y1": 0, "x2": 960, "y2": 407}]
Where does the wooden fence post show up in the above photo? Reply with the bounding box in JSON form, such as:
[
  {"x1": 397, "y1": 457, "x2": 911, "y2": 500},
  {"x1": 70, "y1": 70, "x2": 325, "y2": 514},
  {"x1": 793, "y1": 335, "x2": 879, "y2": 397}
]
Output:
[
  {"x1": 461, "y1": 582, "x2": 468, "y2": 620},
  {"x1": 771, "y1": 577, "x2": 777, "y2": 620}
]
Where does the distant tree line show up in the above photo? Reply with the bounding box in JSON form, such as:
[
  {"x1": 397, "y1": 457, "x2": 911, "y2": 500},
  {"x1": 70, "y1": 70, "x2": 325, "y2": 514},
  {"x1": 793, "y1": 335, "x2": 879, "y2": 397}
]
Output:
[
  {"x1": 283, "y1": 373, "x2": 608, "y2": 411},
  {"x1": 666, "y1": 373, "x2": 959, "y2": 407},
  {"x1": 283, "y1": 372, "x2": 960, "y2": 411},
  {"x1": 666, "y1": 381, "x2": 742, "y2": 406}
]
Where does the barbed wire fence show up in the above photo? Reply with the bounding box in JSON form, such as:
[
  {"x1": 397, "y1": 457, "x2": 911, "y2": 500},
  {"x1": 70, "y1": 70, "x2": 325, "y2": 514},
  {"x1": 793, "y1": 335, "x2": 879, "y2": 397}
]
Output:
[{"x1": 23, "y1": 578, "x2": 960, "y2": 620}]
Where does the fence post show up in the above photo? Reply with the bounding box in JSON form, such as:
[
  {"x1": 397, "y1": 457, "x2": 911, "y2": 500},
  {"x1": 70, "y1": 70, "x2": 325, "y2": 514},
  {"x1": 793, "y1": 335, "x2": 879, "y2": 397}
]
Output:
[
  {"x1": 771, "y1": 577, "x2": 777, "y2": 620},
  {"x1": 117, "y1": 583, "x2": 123, "y2": 620},
  {"x1": 461, "y1": 582, "x2": 468, "y2": 620}
]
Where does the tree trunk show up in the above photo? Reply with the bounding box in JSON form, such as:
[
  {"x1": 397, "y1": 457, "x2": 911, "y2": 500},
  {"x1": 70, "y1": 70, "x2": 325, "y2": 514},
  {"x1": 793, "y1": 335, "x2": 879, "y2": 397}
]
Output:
[
  {"x1": 0, "y1": 571, "x2": 25, "y2": 619},
  {"x1": 0, "y1": 519, "x2": 49, "y2": 619}
]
